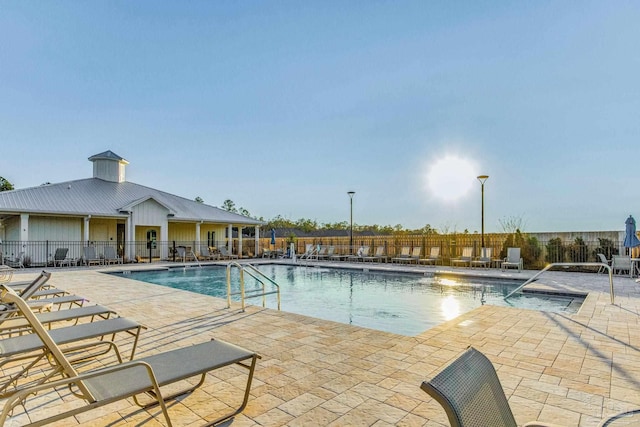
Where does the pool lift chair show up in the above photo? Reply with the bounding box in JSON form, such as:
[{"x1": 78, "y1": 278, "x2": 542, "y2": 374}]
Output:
[
  {"x1": 421, "y1": 346, "x2": 563, "y2": 427},
  {"x1": 0, "y1": 284, "x2": 259, "y2": 426}
]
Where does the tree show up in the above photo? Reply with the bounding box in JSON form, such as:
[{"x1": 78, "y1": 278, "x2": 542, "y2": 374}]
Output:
[
  {"x1": 0, "y1": 177, "x2": 14, "y2": 192},
  {"x1": 195, "y1": 196, "x2": 204, "y2": 204},
  {"x1": 221, "y1": 199, "x2": 237, "y2": 213}
]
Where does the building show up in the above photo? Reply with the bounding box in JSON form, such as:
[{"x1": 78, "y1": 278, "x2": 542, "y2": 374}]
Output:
[{"x1": 0, "y1": 150, "x2": 263, "y2": 266}]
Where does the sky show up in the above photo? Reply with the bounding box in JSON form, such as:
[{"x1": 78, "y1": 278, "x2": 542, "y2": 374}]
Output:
[{"x1": 1, "y1": 1, "x2": 639, "y2": 233}]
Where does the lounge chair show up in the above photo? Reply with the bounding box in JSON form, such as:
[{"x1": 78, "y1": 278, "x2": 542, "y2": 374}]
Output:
[
  {"x1": 391, "y1": 246, "x2": 411, "y2": 263},
  {"x1": 4, "y1": 252, "x2": 25, "y2": 269},
  {"x1": 362, "y1": 246, "x2": 388, "y2": 263},
  {"x1": 408, "y1": 246, "x2": 422, "y2": 264},
  {"x1": 347, "y1": 246, "x2": 370, "y2": 262},
  {"x1": 198, "y1": 245, "x2": 218, "y2": 261},
  {"x1": 501, "y1": 247, "x2": 523, "y2": 272},
  {"x1": 318, "y1": 246, "x2": 333, "y2": 259},
  {"x1": 420, "y1": 247, "x2": 441, "y2": 266},
  {"x1": 611, "y1": 255, "x2": 632, "y2": 277},
  {"x1": 0, "y1": 304, "x2": 117, "y2": 336},
  {"x1": 83, "y1": 246, "x2": 102, "y2": 266},
  {"x1": 0, "y1": 288, "x2": 145, "y2": 397},
  {"x1": 0, "y1": 284, "x2": 259, "y2": 426},
  {"x1": 451, "y1": 247, "x2": 473, "y2": 267},
  {"x1": 219, "y1": 246, "x2": 239, "y2": 260},
  {"x1": 52, "y1": 248, "x2": 71, "y2": 267},
  {"x1": 103, "y1": 246, "x2": 122, "y2": 265},
  {"x1": 471, "y1": 247, "x2": 493, "y2": 268},
  {"x1": 596, "y1": 253, "x2": 611, "y2": 274},
  {"x1": 421, "y1": 346, "x2": 561, "y2": 427}
]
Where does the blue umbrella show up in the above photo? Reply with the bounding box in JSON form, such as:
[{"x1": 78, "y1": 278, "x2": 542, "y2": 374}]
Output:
[
  {"x1": 270, "y1": 229, "x2": 276, "y2": 245},
  {"x1": 623, "y1": 215, "x2": 640, "y2": 249}
]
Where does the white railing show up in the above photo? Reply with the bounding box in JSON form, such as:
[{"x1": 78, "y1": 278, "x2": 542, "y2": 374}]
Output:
[{"x1": 226, "y1": 262, "x2": 281, "y2": 312}]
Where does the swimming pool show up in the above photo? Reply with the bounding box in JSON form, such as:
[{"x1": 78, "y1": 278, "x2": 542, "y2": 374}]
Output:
[{"x1": 113, "y1": 265, "x2": 583, "y2": 336}]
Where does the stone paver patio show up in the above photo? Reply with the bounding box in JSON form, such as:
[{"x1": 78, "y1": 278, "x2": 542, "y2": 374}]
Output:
[{"x1": 1, "y1": 260, "x2": 639, "y2": 426}]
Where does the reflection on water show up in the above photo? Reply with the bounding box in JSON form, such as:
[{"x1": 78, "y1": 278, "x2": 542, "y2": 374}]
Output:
[{"x1": 113, "y1": 265, "x2": 583, "y2": 336}]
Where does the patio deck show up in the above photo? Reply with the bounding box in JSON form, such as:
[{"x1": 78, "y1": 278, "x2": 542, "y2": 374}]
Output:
[{"x1": 2, "y1": 261, "x2": 639, "y2": 426}]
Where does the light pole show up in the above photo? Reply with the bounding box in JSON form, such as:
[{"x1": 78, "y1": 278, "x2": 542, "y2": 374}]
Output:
[
  {"x1": 477, "y1": 175, "x2": 489, "y2": 249},
  {"x1": 348, "y1": 191, "x2": 355, "y2": 254}
]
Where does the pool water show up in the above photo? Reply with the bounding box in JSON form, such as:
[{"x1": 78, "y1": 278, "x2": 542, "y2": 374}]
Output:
[{"x1": 113, "y1": 265, "x2": 583, "y2": 336}]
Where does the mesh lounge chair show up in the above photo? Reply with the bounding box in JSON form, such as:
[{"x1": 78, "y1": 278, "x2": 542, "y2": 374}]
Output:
[
  {"x1": 219, "y1": 246, "x2": 239, "y2": 260},
  {"x1": 451, "y1": 247, "x2": 473, "y2": 267},
  {"x1": 611, "y1": 255, "x2": 631, "y2": 277},
  {"x1": 420, "y1": 246, "x2": 441, "y2": 266},
  {"x1": 83, "y1": 246, "x2": 102, "y2": 266},
  {"x1": 362, "y1": 246, "x2": 388, "y2": 263},
  {"x1": 0, "y1": 284, "x2": 259, "y2": 426},
  {"x1": 0, "y1": 290, "x2": 144, "y2": 397},
  {"x1": 199, "y1": 245, "x2": 218, "y2": 261},
  {"x1": 347, "y1": 246, "x2": 370, "y2": 262},
  {"x1": 471, "y1": 247, "x2": 493, "y2": 268},
  {"x1": 103, "y1": 246, "x2": 122, "y2": 265},
  {"x1": 4, "y1": 252, "x2": 25, "y2": 269},
  {"x1": 421, "y1": 347, "x2": 562, "y2": 427},
  {"x1": 52, "y1": 248, "x2": 70, "y2": 267},
  {"x1": 391, "y1": 246, "x2": 411, "y2": 263},
  {"x1": 501, "y1": 247, "x2": 523, "y2": 272},
  {"x1": 596, "y1": 253, "x2": 611, "y2": 274}
]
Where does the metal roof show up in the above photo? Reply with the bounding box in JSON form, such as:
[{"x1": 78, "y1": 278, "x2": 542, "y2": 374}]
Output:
[{"x1": 0, "y1": 178, "x2": 263, "y2": 225}]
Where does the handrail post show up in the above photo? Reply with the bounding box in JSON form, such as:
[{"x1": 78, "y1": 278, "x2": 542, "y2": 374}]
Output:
[
  {"x1": 226, "y1": 264, "x2": 231, "y2": 308},
  {"x1": 240, "y1": 268, "x2": 245, "y2": 312}
]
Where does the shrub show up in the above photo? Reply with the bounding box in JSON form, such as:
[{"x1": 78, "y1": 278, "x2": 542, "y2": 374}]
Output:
[
  {"x1": 546, "y1": 238, "x2": 565, "y2": 263},
  {"x1": 593, "y1": 238, "x2": 618, "y2": 260},
  {"x1": 568, "y1": 237, "x2": 588, "y2": 263},
  {"x1": 500, "y1": 229, "x2": 541, "y2": 269}
]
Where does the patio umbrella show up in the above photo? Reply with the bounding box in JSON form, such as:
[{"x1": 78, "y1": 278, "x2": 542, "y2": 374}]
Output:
[
  {"x1": 270, "y1": 229, "x2": 276, "y2": 246},
  {"x1": 623, "y1": 215, "x2": 640, "y2": 253}
]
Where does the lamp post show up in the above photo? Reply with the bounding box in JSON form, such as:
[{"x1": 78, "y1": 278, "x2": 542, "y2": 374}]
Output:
[
  {"x1": 348, "y1": 191, "x2": 355, "y2": 254},
  {"x1": 477, "y1": 175, "x2": 489, "y2": 249}
]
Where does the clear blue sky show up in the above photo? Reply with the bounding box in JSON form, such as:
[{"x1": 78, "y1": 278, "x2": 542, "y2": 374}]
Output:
[{"x1": 2, "y1": 1, "x2": 639, "y2": 233}]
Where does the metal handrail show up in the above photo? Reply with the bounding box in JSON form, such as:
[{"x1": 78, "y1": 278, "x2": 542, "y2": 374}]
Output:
[
  {"x1": 226, "y1": 262, "x2": 281, "y2": 312},
  {"x1": 504, "y1": 262, "x2": 614, "y2": 304}
]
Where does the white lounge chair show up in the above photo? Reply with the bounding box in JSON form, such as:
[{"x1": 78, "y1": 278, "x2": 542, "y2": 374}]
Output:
[
  {"x1": 451, "y1": 247, "x2": 473, "y2": 267},
  {"x1": 471, "y1": 248, "x2": 493, "y2": 268},
  {"x1": 611, "y1": 255, "x2": 631, "y2": 277},
  {"x1": 420, "y1": 246, "x2": 441, "y2": 266},
  {"x1": 391, "y1": 246, "x2": 411, "y2": 263},
  {"x1": 501, "y1": 247, "x2": 523, "y2": 272}
]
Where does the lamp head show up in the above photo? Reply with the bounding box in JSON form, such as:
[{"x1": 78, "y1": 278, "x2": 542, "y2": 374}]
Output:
[
  {"x1": 347, "y1": 191, "x2": 355, "y2": 199},
  {"x1": 477, "y1": 175, "x2": 489, "y2": 184}
]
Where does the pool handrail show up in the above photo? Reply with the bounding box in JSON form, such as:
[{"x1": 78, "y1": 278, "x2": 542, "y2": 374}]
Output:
[
  {"x1": 226, "y1": 262, "x2": 281, "y2": 312},
  {"x1": 504, "y1": 262, "x2": 614, "y2": 304}
]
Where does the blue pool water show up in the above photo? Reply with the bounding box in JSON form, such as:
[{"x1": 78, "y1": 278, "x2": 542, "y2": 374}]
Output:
[{"x1": 113, "y1": 265, "x2": 583, "y2": 336}]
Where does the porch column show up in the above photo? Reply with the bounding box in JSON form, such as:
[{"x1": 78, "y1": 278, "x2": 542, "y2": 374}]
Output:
[
  {"x1": 19, "y1": 214, "x2": 29, "y2": 256},
  {"x1": 238, "y1": 227, "x2": 243, "y2": 258},
  {"x1": 124, "y1": 213, "x2": 131, "y2": 262},
  {"x1": 227, "y1": 224, "x2": 233, "y2": 255},
  {"x1": 160, "y1": 220, "x2": 169, "y2": 260},
  {"x1": 195, "y1": 222, "x2": 201, "y2": 252},
  {"x1": 84, "y1": 216, "x2": 91, "y2": 244},
  {"x1": 255, "y1": 226, "x2": 260, "y2": 258}
]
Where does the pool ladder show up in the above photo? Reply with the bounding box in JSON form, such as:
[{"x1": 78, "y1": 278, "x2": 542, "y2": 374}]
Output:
[
  {"x1": 504, "y1": 262, "x2": 614, "y2": 304},
  {"x1": 226, "y1": 262, "x2": 281, "y2": 312}
]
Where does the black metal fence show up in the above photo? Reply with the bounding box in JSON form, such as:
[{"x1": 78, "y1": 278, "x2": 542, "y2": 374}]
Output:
[{"x1": 0, "y1": 235, "x2": 627, "y2": 270}]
